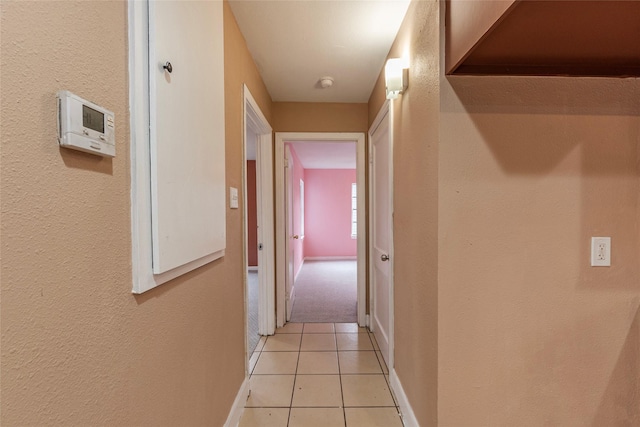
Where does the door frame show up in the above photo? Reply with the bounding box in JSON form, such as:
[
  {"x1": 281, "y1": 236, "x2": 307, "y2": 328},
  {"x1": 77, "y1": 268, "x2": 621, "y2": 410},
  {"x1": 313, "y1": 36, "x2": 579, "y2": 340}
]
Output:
[
  {"x1": 275, "y1": 132, "x2": 367, "y2": 328},
  {"x1": 368, "y1": 100, "x2": 394, "y2": 370},
  {"x1": 242, "y1": 85, "x2": 275, "y2": 343}
]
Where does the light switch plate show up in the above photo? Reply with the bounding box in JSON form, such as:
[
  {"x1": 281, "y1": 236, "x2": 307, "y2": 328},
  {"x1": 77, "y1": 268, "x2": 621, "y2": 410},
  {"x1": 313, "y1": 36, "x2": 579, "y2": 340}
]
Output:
[
  {"x1": 591, "y1": 237, "x2": 611, "y2": 267},
  {"x1": 230, "y1": 187, "x2": 239, "y2": 209}
]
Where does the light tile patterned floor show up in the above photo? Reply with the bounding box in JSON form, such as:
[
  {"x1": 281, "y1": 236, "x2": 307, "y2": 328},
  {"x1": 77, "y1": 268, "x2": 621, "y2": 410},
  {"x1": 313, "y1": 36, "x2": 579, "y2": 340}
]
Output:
[{"x1": 239, "y1": 323, "x2": 403, "y2": 427}]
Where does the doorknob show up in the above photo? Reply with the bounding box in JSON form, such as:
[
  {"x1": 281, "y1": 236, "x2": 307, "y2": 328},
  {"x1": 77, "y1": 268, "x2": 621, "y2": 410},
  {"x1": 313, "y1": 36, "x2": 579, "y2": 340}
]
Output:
[
  {"x1": 163, "y1": 61, "x2": 173, "y2": 73},
  {"x1": 381, "y1": 254, "x2": 390, "y2": 261},
  {"x1": 293, "y1": 235, "x2": 299, "y2": 239}
]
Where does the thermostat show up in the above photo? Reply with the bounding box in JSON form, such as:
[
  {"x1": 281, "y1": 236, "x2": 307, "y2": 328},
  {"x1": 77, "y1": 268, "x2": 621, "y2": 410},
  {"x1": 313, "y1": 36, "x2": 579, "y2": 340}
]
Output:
[{"x1": 57, "y1": 90, "x2": 115, "y2": 157}]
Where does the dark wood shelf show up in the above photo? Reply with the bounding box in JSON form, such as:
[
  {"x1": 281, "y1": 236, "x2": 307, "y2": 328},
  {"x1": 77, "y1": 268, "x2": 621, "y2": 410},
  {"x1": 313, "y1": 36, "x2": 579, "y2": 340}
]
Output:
[{"x1": 446, "y1": 0, "x2": 640, "y2": 77}]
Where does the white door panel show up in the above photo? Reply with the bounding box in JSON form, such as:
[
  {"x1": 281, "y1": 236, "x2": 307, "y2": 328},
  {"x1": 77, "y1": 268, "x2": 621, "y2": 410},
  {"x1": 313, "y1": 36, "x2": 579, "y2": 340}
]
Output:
[
  {"x1": 370, "y1": 108, "x2": 392, "y2": 368},
  {"x1": 149, "y1": 0, "x2": 225, "y2": 274}
]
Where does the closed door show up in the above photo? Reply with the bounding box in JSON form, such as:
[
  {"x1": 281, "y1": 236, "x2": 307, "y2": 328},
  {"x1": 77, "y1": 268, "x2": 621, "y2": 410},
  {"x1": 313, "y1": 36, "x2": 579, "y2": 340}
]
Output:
[
  {"x1": 149, "y1": 0, "x2": 225, "y2": 274},
  {"x1": 285, "y1": 145, "x2": 296, "y2": 321},
  {"x1": 370, "y1": 108, "x2": 392, "y2": 368}
]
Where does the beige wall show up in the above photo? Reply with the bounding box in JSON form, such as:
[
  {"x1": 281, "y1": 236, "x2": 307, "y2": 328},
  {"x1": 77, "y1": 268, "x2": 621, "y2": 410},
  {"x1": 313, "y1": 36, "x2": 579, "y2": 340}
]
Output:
[
  {"x1": 368, "y1": 1, "x2": 441, "y2": 425},
  {"x1": 273, "y1": 102, "x2": 368, "y2": 133},
  {"x1": 371, "y1": 0, "x2": 639, "y2": 425},
  {"x1": 445, "y1": 0, "x2": 517, "y2": 73},
  {"x1": 439, "y1": 77, "x2": 640, "y2": 426},
  {"x1": 0, "y1": 1, "x2": 272, "y2": 425}
]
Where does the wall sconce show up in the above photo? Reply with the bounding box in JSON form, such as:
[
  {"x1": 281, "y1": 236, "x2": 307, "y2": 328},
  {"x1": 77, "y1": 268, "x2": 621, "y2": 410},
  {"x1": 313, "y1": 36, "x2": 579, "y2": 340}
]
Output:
[{"x1": 385, "y1": 58, "x2": 409, "y2": 100}]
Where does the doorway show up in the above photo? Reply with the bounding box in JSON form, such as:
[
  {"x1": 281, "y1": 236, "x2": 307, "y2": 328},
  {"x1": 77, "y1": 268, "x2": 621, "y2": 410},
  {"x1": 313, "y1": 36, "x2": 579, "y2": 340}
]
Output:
[
  {"x1": 274, "y1": 132, "x2": 366, "y2": 328},
  {"x1": 242, "y1": 86, "x2": 274, "y2": 371}
]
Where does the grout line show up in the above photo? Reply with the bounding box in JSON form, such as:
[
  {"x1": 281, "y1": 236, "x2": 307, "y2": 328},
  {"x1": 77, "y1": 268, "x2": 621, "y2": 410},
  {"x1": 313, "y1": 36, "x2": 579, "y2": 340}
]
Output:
[
  {"x1": 286, "y1": 324, "x2": 306, "y2": 427},
  {"x1": 335, "y1": 328, "x2": 348, "y2": 427}
]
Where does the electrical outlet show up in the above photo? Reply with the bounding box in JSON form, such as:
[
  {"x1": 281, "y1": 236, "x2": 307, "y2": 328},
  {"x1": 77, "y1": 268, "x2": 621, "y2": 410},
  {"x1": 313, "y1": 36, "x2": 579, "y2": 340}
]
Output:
[{"x1": 591, "y1": 237, "x2": 611, "y2": 267}]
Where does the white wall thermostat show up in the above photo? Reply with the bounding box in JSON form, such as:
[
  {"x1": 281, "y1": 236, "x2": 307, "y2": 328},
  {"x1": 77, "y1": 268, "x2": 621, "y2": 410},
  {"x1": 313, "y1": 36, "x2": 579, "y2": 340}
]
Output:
[{"x1": 57, "y1": 90, "x2": 115, "y2": 157}]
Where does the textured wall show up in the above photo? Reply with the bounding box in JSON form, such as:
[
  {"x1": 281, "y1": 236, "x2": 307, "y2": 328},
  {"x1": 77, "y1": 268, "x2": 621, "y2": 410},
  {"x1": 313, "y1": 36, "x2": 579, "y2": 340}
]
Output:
[
  {"x1": 304, "y1": 169, "x2": 358, "y2": 258},
  {"x1": 368, "y1": 1, "x2": 441, "y2": 425},
  {"x1": 0, "y1": 1, "x2": 272, "y2": 425},
  {"x1": 273, "y1": 102, "x2": 368, "y2": 133},
  {"x1": 371, "y1": 1, "x2": 640, "y2": 424},
  {"x1": 439, "y1": 76, "x2": 640, "y2": 426},
  {"x1": 445, "y1": 0, "x2": 517, "y2": 72}
]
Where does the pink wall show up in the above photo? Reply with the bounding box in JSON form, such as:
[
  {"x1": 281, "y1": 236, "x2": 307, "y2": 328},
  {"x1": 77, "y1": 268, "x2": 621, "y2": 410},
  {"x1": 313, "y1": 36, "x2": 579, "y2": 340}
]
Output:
[
  {"x1": 304, "y1": 169, "x2": 358, "y2": 258},
  {"x1": 287, "y1": 145, "x2": 305, "y2": 277}
]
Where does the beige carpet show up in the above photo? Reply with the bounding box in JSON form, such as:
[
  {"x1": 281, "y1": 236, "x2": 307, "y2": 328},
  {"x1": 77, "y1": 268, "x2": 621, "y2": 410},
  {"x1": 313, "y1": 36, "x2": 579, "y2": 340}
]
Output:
[{"x1": 289, "y1": 260, "x2": 357, "y2": 323}]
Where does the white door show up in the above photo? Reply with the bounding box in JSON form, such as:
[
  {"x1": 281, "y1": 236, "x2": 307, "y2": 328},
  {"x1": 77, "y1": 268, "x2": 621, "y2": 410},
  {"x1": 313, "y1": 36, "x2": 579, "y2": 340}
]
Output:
[
  {"x1": 370, "y1": 107, "x2": 393, "y2": 368},
  {"x1": 284, "y1": 145, "x2": 296, "y2": 321},
  {"x1": 148, "y1": 0, "x2": 225, "y2": 274}
]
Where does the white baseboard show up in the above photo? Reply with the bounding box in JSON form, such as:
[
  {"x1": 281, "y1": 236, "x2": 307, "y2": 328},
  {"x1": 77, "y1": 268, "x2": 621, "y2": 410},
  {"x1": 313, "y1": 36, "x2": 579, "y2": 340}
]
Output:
[
  {"x1": 304, "y1": 256, "x2": 357, "y2": 261},
  {"x1": 224, "y1": 376, "x2": 249, "y2": 427},
  {"x1": 390, "y1": 369, "x2": 418, "y2": 427},
  {"x1": 247, "y1": 266, "x2": 258, "y2": 271}
]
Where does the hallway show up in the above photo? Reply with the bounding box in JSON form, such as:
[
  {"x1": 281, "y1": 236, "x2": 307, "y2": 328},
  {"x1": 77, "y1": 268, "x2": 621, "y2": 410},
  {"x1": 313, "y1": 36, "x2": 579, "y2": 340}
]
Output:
[{"x1": 239, "y1": 323, "x2": 402, "y2": 427}]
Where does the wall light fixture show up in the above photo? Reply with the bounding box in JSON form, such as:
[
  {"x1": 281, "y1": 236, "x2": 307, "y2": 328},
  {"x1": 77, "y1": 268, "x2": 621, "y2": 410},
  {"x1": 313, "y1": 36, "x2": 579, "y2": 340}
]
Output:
[{"x1": 385, "y1": 58, "x2": 409, "y2": 100}]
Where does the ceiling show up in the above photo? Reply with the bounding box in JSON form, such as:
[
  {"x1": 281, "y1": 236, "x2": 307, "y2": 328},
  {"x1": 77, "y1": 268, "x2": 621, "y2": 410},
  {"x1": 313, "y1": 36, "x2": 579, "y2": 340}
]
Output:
[
  {"x1": 228, "y1": 0, "x2": 411, "y2": 103},
  {"x1": 291, "y1": 141, "x2": 356, "y2": 169}
]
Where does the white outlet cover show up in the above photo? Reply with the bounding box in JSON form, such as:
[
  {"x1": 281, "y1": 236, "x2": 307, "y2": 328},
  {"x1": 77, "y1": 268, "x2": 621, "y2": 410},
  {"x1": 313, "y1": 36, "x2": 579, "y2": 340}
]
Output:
[{"x1": 591, "y1": 237, "x2": 611, "y2": 267}]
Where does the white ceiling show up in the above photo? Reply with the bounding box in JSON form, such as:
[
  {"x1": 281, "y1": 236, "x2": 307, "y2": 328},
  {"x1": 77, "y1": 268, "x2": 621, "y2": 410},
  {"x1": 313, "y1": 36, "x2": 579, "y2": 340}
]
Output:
[
  {"x1": 291, "y1": 141, "x2": 356, "y2": 169},
  {"x1": 228, "y1": 0, "x2": 411, "y2": 103}
]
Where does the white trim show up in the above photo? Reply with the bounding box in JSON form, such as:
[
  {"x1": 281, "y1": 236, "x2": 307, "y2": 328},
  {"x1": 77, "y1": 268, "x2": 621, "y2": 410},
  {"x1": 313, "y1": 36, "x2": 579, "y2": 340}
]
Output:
[
  {"x1": 304, "y1": 256, "x2": 358, "y2": 261},
  {"x1": 275, "y1": 132, "x2": 367, "y2": 328},
  {"x1": 223, "y1": 377, "x2": 250, "y2": 427},
  {"x1": 390, "y1": 369, "x2": 418, "y2": 427},
  {"x1": 284, "y1": 145, "x2": 295, "y2": 322},
  {"x1": 129, "y1": 0, "x2": 225, "y2": 294},
  {"x1": 368, "y1": 99, "x2": 395, "y2": 370},
  {"x1": 247, "y1": 266, "x2": 258, "y2": 272}
]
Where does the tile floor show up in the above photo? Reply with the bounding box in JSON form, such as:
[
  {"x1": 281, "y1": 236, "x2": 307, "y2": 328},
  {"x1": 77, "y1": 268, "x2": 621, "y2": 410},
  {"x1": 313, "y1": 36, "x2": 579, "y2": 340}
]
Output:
[{"x1": 239, "y1": 323, "x2": 403, "y2": 427}]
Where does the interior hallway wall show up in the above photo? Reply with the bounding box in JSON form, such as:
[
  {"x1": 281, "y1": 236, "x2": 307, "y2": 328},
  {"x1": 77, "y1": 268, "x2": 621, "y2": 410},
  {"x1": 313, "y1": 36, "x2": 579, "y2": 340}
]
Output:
[
  {"x1": 304, "y1": 169, "x2": 358, "y2": 259},
  {"x1": 368, "y1": 0, "x2": 441, "y2": 425},
  {"x1": 439, "y1": 76, "x2": 640, "y2": 426},
  {"x1": 370, "y1": 0, "x2": 640, "y2": 424},
  {"x1": 273, "y1": 102, "x2": 368, "y2": 133},
  {"x1": 0, "y1": 1, "x2": 273, "y2": 425}
]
